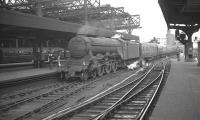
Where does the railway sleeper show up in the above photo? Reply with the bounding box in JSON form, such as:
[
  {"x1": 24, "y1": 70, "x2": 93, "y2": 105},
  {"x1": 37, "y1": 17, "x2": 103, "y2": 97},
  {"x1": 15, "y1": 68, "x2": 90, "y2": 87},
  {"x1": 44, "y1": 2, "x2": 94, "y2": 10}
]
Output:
[
  {"x1": 76, "y1": 112, "x2": 100, "y2": 117},
  {"x1": 107, "y1": 94, "x2": 125, "y2": 98},
  {"x1": 112, "y1": 92, "x2": 129, "y2": 95},
  {"x1": 136, "y1": 94, "x2": 153, "y2": 98},
  {"x1": 120, "y1": 104, "x2": 145, "y2": 108},
  {"x1": 111, "y1": 113, "x2": 137, "y2": 119},
  {"x1": 103, "y1": 97, "x2": 121, "y2": 100},
  {"x1": 85, "y1": 109, "x2": 104, "y2": 113},
  {"x1": 96, "y1": 102, "x2": 115, "y2": 106},
  {"x1": 100, "y1": 100, "x2": 118, "y2": 104},
  {"x1": 113, "y1": 91, "x2": 130, "y2": 94},
  {"x1": 89, "y1": 105, "x2": 111, "y2": 110},
  {"x1": 120, "y1": 106, "x2": 143, "y2": 110},
  {"x1": 108, "y1": 118, "x2": 136, "y2": 120},
  {"x1": 115, "y1": 110, "x2": 140, "y2": 114},
  {"x1": 125, "y1": 102, "x2": 146, "y2": 106},
  {"x1": 130, "y1": 100, "x2": 147, "y2": 104},
  {"x1": 108, "y1": 94, "x2": 126, "y2": 98},
  {"x1": 69, "y1": 116, "x2": 93, "y2": 120}
]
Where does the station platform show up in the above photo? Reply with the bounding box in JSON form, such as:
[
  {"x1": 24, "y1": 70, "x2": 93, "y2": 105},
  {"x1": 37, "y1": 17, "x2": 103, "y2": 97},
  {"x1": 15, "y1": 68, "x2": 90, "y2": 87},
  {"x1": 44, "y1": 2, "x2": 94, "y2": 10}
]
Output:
[
  {"x1": 0, "y1": 67, "x2": 58, "y2": 85},
  {"x1": 149, "y1": 58, "x2": 200, "y2": 120}
]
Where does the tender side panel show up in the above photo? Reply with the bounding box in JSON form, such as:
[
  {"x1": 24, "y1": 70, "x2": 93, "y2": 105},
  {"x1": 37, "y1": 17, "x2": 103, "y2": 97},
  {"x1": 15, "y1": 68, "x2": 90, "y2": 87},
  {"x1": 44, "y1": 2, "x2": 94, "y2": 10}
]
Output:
[
  {"x1": 157, "y1": 45, "x2": 164, "y2": 56},
  {"x1": 127, "y1": 41, "x2": 140, "y2": 59},
  {"x1": 141, "y1": 43, "x2": 158, "y2": 58}
]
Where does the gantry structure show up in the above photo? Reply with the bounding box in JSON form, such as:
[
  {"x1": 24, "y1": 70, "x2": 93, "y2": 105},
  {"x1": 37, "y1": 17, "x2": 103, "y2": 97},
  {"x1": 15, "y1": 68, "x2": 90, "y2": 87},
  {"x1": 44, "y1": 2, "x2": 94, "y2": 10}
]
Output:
[{"x1": 0, "y1": 0, "x2": 140, "y2": 34}]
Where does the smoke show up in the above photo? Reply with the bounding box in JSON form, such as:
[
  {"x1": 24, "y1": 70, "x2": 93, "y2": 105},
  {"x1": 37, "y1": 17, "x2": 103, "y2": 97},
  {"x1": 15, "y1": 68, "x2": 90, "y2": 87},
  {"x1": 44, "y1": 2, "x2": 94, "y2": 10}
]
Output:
[
  {"x1": 77, "y1": 21, "x2": 115, "y2": 37},
  {"x1": 77, "y1": 24, "x2": 97, "y2": 35},
  {"x1": 77, "y1": 21, "x2": 105, "y2": 36},
  {"x1": 112, "y1": 33, "x2": 122, "y2": 39},
  {"x1": 127, "y1": 61, "x2": 139, "y2": 70}
]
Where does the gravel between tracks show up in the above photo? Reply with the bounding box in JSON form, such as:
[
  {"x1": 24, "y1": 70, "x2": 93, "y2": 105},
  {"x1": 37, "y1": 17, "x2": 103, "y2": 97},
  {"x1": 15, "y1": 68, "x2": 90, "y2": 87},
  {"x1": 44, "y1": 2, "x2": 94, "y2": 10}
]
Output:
[
  {"x1": 0, "y1": 67, "x2": 147, "y2": 120},
  {"x1": 37, "y1": 68, "x2": 146, "y2": 120}
]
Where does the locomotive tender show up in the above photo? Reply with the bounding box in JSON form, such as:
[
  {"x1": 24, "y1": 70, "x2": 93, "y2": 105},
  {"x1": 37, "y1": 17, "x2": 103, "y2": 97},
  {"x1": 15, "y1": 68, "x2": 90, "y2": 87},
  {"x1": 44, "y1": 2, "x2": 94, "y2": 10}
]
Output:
[{"x1": 61, "y1": 35, "x2": 178, "y2": 80}]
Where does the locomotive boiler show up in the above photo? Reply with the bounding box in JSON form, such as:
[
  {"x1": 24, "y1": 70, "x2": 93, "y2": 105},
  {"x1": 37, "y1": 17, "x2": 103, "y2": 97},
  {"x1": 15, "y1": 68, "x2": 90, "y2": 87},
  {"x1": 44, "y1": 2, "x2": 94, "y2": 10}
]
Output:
[{"x1": 68, "y1": 36, "x2": 123, "y2": 58}]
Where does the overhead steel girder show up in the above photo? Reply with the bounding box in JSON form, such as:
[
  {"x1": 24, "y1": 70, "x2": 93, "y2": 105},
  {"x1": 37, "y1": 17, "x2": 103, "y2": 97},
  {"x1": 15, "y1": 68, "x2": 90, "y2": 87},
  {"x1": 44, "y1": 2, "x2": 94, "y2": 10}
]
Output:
[
  {"x1": 1, "y1": 1, "x2": 128, "y2": 22},
  {"x1": 99, "y1": 15, "x2": 140, "y2": 33},
  {"x1": 42, "y1": 4, "x2": 140, "y2": 32},
  {"x1": 45, "y1": 6, "x2": 129, "y2": 20},
  {"x1": 43, "y1": 0, "x2": 100, "y2": 11},
  {"x1": 1, "y1": 0, "x2": 140, "y2": 33},
  {"x1": 1, "y1": 0, "x2": 100, "y2": 10},
  {"x1": 115, "y1": 15, "x2": 140, "y2": 30},
  {"x1": 88, "y1": 6, "x2": 130, "y2": 19}
]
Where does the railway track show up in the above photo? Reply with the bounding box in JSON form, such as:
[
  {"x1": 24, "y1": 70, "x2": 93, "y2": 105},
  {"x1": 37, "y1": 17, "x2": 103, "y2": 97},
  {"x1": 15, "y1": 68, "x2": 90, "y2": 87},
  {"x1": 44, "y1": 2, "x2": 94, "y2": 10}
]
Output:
[
  {"x1": 0, "y1": 68, "x2": 128, "y2": 103},
  {"x1": 43, "y1": 59, "x2": 168, "y2": 120},
  {"x1": 0, "y1": 72, "x2": 58, "y2": 88},
  {"x1": 0, "y1": 81, "x2": 83, "y2": 111},
  {"x1": 0, "y1": 68, "x2": 132, "y2": 120},
  {"x1": 0, "y1": 69, "x2": 129, "y2": 111},
  {"x1": 0, "y1": 80, "x2": 93, "y2": 120},
  {"x1": 94, "y1": 59, "x2": 171, "y2": 120}
]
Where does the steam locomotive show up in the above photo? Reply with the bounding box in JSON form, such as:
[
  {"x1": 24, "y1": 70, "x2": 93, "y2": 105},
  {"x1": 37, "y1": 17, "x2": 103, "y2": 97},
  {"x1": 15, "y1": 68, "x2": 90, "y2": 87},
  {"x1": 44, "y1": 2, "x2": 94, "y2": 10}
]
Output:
[{"x1": 61, "y1": 35, "x2": 178, "y2": 80}]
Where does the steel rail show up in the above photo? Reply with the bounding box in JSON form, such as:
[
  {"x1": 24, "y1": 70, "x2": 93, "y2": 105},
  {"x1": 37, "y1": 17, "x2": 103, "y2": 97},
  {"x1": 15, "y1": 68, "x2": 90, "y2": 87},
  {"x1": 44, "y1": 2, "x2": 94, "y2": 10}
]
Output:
[
  {"x1": 0, "y1": 68, "x2": 130, "y2": 120},
  {"x1": 94, "y1": 70, "x2": 164, "y2": 120},
  {"x1": 42, "y1": 68, "x2": 144, "y2": 120},
  {"x1": 138, "y1": 60, "x2": 169, "y2": 120},
  {"x1": 94, "y1": 68, "x2": 163, "y2": 120},
  {"x1": 0, "y1": 80, "x2": 89, "y2": 120},
  {"x1": 0, "y1": 82, "x2": 63, "y2": 109},
  {"x1": 94, "y1": 59, "x2": 169, "y2": 120},
  {"x1": 42, "y1": 62, "x2": 158, "y2": 120},
  {"x1": 0, "y1": 82, "x2": 77, "y2": 111}
]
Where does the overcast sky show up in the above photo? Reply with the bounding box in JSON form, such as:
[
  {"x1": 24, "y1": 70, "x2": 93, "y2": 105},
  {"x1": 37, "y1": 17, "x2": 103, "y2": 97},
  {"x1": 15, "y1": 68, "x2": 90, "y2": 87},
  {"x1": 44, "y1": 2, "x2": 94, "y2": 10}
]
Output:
[{"x1": 100, "y1": 0, "x2": 168, "y2": 42}]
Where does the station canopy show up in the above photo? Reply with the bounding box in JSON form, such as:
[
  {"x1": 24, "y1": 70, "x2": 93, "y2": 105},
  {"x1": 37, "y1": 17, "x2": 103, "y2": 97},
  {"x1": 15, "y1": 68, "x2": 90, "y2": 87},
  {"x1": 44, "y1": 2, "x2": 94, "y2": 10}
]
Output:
[
  {"x1": 0, "y1": 0, "x2": 140, "y2": 34},
  {"x1": 159, "y1": 0, "x2": 200, "y2": 31},
  {"x1": 0, "y1": 0, "x2": 140, "y2": 40}
]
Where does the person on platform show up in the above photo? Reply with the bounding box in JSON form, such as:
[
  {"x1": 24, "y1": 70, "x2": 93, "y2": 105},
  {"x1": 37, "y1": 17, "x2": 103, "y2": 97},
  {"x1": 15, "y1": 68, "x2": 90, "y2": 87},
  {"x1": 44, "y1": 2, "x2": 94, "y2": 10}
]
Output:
[
  {"x1": 48, "y1": 49, "x2": 54, "y2": 69},
  {"x1": 0, "y1": 49, "x2": 3, "y2": 64},
  {"x1": 177, "y1": 48, "x2": 180, "y2": 61},
  {"x1": 57, "y1": 52, "x2": 61, "y2": 67},
  {"x1": 40, "y1": 50, "x2": 45, "y2": 67},
  {"x1": 188, "y1": 48, "x2": 193, "y2": 59}
]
